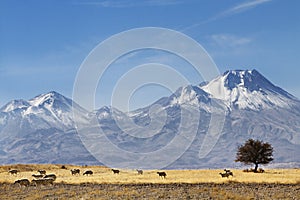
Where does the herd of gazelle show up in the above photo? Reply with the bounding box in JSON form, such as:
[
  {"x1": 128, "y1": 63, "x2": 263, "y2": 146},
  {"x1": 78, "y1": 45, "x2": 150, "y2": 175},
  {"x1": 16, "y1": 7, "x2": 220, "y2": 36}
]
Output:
[
  {"x1": 9, "y1": 167, "x2": 235, "y2": 186},
  {"x1": 9, "y1": 169, "x2": 56, "y2": 186}
]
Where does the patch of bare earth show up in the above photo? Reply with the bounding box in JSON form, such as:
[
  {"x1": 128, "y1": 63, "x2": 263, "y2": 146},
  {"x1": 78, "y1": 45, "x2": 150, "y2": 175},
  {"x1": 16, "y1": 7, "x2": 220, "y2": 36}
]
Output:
[{"x1": 0, "y1": 182, "x2": 299, "y2": 200}]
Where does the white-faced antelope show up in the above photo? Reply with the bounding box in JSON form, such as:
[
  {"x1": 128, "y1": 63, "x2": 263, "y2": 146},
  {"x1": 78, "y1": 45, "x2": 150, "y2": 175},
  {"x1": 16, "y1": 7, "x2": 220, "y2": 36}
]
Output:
[{"x1": 71, "y1": 169, "x2": 80, "y2": 175}]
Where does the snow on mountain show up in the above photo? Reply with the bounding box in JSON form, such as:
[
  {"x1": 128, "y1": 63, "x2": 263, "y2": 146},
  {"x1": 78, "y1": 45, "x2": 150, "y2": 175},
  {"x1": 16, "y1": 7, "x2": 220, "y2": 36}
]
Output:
[
  {"x1": 94, "y1": 69, "x2": 300, "y2": 168},
  {"x1": 0, "y1": 91, "x2": 89, "y2": 131},
  {"x1": 1, "y1": 99, "x2": 30, "y2": 112},
  {"x1": 201, "y1": 70, "x2": 298, "y2": 110},
  {"x1": 0, "y1": 69, "x2": 299, "y2": 168},
  {"x1": 0, "y1": 91, "x2": 95, "y2": 165},
  {"x1": 95, "y1": 106, "x2": 112, "y2": 119}
]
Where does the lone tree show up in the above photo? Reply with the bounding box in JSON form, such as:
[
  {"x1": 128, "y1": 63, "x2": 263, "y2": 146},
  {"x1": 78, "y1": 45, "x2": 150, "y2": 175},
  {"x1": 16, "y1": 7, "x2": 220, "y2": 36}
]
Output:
[{"x1": 235, "y1": 139, "x2": 273, "y2": 172}]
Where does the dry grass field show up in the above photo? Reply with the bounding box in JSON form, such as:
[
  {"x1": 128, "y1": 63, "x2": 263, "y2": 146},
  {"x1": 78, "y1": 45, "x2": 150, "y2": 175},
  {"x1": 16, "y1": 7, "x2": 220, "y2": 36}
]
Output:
[{"x1": 0, "y1": 164, "x2": 299, "y2": 199}]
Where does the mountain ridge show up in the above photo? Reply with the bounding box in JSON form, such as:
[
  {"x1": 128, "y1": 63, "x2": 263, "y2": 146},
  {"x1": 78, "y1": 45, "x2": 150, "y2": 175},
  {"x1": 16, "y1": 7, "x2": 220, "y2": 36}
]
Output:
[
  {"x1": 200, "y1": 69, "x2": 299, "y2": 111},
  {"x1": 0, "y1": 69, "x2": 299, "y2": 168}
]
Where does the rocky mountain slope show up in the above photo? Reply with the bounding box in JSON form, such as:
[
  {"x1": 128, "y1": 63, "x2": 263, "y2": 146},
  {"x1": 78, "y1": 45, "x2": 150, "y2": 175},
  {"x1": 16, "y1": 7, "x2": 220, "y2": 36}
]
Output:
[{"x1": 0, "y1": 70, "x2": 299, "y2": 168}]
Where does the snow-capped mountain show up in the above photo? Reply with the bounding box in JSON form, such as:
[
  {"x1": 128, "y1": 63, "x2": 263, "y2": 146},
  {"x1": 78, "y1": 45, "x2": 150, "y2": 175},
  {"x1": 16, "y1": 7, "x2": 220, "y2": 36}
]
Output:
[
  {"x1": 0, "y1": 91, "x2": 86, "y2": 131},
  {"x1": 92, "y1": 69, "x2": 300, "y2": 168},
  {"x1": 201, "y1": 70, "x2": 298, "y2": 110},
  {"x1": 0, "y1": 70, "x2": 299, "y2": 168},
  {"x1": 0, "y1": 91, "x2": 97, "y2": 164}
]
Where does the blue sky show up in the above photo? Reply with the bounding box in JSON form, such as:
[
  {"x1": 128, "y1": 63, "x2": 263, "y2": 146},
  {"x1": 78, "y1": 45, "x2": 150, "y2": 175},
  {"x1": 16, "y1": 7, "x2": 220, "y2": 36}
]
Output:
[{"x1": 1, "y1": 0, "x2": 299, "y2": 111}]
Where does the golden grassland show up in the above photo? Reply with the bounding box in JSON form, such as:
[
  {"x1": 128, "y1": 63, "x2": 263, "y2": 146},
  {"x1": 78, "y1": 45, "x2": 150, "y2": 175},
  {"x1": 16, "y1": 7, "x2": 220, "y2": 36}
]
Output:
[
  {"x1": 0, "y1": 164, "x2": 299, "y2": 199},
  {"x1": 0, "y1": 164, "x2": 299, "y2": 184}
]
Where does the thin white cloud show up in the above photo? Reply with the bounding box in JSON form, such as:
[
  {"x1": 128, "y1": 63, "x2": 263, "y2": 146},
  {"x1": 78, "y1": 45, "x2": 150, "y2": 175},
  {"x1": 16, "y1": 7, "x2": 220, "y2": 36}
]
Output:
[
  {"x1": 182, "y1": 0, "x2": 272, "y2": 32},
  {"x1": 209, "y1": 0, "x2": 272, "y2": 22},
  {"x1": 207, "y1": 34, "x2": 255, "y2": 58},
  {"x1": 211, "y1": 34, "x2": 252, "y2": 48},
  {"x1": 75, "y1": 0, "x2": 185, "y2": 7}
]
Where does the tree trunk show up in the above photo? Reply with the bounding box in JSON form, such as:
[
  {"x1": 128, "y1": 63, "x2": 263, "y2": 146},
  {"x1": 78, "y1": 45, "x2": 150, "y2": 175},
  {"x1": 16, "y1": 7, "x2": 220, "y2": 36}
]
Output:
[{"x1": 254, "y1": 163, "x2": 258, "y2": 172}]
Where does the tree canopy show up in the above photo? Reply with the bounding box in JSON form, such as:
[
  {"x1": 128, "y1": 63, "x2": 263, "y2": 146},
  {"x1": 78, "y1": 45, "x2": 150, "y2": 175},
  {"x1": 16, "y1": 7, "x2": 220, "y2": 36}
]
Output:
[{"x1": 235, "y1": 139, "x2": 273, "y2": 172}]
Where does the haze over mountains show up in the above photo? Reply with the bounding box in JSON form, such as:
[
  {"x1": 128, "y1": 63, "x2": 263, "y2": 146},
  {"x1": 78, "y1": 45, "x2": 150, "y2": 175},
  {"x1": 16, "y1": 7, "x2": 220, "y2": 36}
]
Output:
[{"x1": 0, "y1": 69, "x2": 299, "y2": 169}]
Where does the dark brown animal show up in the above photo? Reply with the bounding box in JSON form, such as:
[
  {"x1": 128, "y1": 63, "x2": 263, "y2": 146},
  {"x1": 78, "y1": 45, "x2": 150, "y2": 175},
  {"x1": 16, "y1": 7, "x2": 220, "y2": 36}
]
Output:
[
  {"x1": 32, "y1": 174, "x2": 44, "y2": 179},
  {"x1": 83, "y1": 170, "x2": 93, "y2": 176},
  {"x1": 136, "y1": 169, "x2": 143, "y2": 175},
  {"x1": 38, "y1": 169, "x2": 46, "y2": 175},
  {"x1": 157, "y1": 172, "x2": 167, "y2": 178},
  {"x1": 112, "y1": 169, "x2": 120, "y2": 174},
  {"x1": 227, "y1": 171, "x2": 233, "y2": 176},
  {"x1": 31, "y1": 178, "x2": 54, "y2": 186},
  {"x1": 14, "y1": 179, "x2": 30, "y2": 187},
  {"x1": 9, "y1": 169, "x2": 19, "y2": 175},
  {"x1": 44, "y1": 174, "x2": 56, "y2": 180},
  {"x1": 219, "y1": 172, "x2": 230, "y2": 178},
  {"x1": 71, "y1": 169, "x2": 80, "y2": 175}
]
